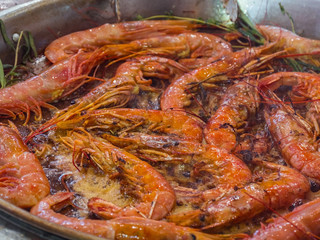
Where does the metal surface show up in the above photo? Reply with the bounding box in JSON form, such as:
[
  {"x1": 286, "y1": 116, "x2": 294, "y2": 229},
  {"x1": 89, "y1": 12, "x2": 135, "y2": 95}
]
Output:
[{"x1": 0, "y1": 0, "x2": 319, "y2": 239}]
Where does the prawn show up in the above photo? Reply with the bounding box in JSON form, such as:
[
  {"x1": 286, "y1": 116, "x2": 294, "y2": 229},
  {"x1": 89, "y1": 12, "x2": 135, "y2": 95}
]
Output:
[
  {"x1": 0, "y1": 126, "x2": 50, "y2": 208},
  {"x1": 168, "y1": 160, "x2": 309, "y2": 229},
  {"x1": 55, "y1": 107, "x2": 205, "y2": 162},
  {"x1": 257, "y1": 25, "x2": 320, "y2": 66},
  {"x1": 30, "y1": 191, "x2": 248, "y2": 240},
  {"x1": 57, "y1": 108, "x2": 205, "y2": 142},
  {"x1": 160, "y1": 43, "x2": 282, "y2": 111},
  {"x1": 61, "y1": 130, "x2": 175, "y2": 220},
  {"x1": 263, "y1": 93, "x2": 320, "y2": 182},
  {"x1": 248, "y1": 197, "x2": 320, "y2": 240},
  {"x1": 45, "y1": 20, "x2": 199, "y2": 63},
  {"x1": 258, "y1": 71, "x2": 320, "y2": 134},
  {"x1": 204, "y1": 80, "x2": 260, "y2": 152}
]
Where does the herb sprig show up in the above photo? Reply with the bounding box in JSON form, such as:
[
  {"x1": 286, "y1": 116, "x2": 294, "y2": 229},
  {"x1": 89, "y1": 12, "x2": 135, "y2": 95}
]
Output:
[{"x1": 0, "y1": 19, "x2": 37, "y2": 88}]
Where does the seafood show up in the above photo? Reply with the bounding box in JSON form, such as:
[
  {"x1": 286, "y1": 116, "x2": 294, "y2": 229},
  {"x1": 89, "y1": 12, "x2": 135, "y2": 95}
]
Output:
[
  {"x1": 160, "y1": 44, "x2": 281, "y2": 111},
  {"x1": 204, "y1": 80, "x2": 260, "y2": 152},
  {"x1": 57, "y1": 107, "x2": 205, "y2": 162},
  {"x1": 257, "y1": 25, "x2": 320, "y2": 66},
  {"x1": 168, "y1": 160, "x2": 309, "y2": 229},
  {"x1": 248, "y1": 197, "x2": 320, "y2": 240},
  {"x1": 30, "y1": 192, "x2": 247, "y2": 240},
  {"x1": 57, "y1": 108, "x2": 205, "y2": 142},
  {"x1": 0, "y1": 126, "x2": 50, "y2": 208},
  {"x1": 45, "y1": 20, "x2": 198, "y2": 63},
  {"x1": 263, "y1": 94, "x2": 320, "y2": 182},
  {"x1": 61, "y1": 130, "x2": 175, "y2": 220},
  {"x1": 258, "y1": 71, "x2": 320, "y2": 133}
]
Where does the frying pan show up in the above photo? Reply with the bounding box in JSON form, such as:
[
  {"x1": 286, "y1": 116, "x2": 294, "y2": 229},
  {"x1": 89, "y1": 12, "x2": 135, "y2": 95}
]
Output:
[{"x1": 0, "y1": 0, "x2": 319, "y2": 239}]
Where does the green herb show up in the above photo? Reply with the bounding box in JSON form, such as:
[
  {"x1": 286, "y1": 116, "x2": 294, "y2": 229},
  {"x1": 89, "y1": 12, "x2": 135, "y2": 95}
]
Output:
[
  {"x1": 279, "y1": 3, "x2": 295, "y2": 33},
  {"x1": 0, "y1": 19, "x2": 37, "y2": 88},
  {"x1": 0, "y1": 60, "x2": 5, "y2": 88},
  {"x1": 284, "y1": 58, "x2": 303, "y2": 72},
  {"x1": 0, "y1": 19, "x2": 15, "y2": 51},
  {"x1": 235, "y1": 7, "x2": 265, "y2": 45}
]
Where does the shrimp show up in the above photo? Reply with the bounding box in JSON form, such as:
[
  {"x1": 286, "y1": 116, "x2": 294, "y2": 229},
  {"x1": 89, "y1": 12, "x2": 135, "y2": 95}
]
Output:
[
  {"x1": 263, "y1": 94, "x2": 320, "y2": 182},
  {"x1": 56, "y1": 108, "x2": 205, "y2": 162},
  {"x1": 45, "y1": 20, "x2": 198, "y2": 63},
  {"x1": 257, "y1": 25, "x2": 320, "y2": 66},
  {"x1": 0, "y1": 52, "x2": 96, "y2": 122},
  {"x1": 204, "y1": 80, "x2": 260, "y2": 152},
  {"x1": 61, "y1": 130, "x2": 175, "y2": 220},
  {"x1": 30, "y1": 191, "x2": 247, "y2": 240},
  {"x1": 258, "y1": 72, "x2": 320, "y2": 134},
  {"x1": 248, "y1": 197, "x2": 320, "y2": 240},
  {"x1": 57, "y1": 108, "x2": 205, "y2": 142},
  {"x1": 160, "y1": 43, "x2": 282, "y2": 111},
  {"x1": 168, "y1": 161, "x2": 309, "y2": 229},
  {"x1": 0, "y1": 126, "x2": 50, "y2": 208}
]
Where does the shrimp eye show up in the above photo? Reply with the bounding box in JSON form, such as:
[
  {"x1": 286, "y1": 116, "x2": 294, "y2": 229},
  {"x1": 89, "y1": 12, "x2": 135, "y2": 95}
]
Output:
[
  {"x1": 310, "y1": 180, "x2": 320, "y2": 192},
  {"x1": 288, "y1": 199, "x2": 304, "y2": 212}
]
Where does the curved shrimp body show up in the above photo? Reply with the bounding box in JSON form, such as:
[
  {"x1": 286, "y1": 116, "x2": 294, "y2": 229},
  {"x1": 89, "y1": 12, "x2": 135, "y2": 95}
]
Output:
[
  {"x1": 264, "y1": 100, "x2": 320, "y2": 181},
  {"x1": 31, "y1": 192, "x2": 246, "y2": 240},
  {"x1": 45, "y1": 20, "x2": 199, "y2": 63},
  {"x1": 204, "y1": 80, "x2": 260, "y2": 152},
  {"x1": 0, "y1": 52, "x2": 95, "y2": 120},
  {"x1": 57, "y1": 108, "x2": 205, "y2": 143},
  {"x1": 0, "y1": 126, "x2": 50, "y2": 208},
  {"x1": 46, "y1": 56, "x2": 188, "y2": 126},
  {"x1": 249, "y1": 197, "x2": 320, "y2": 240},
  {"x1": 160, "y1": 44, "x2": 277, "y2": 110},
  {"x1": 62, "y1": 131, "x2": 175, "y2": 220},
  {"x1": 168, "y1": 161, "x2": 309, "y2": 229},
  {"x1": 257, "y1": 25, "x2": 320, "y2": 66},
  {"x1": 258, "y1": 71, "x2": 320, "y2": 131},
  {"x1": 196, "y1": 145, "x2": 252, "y2": 202}
]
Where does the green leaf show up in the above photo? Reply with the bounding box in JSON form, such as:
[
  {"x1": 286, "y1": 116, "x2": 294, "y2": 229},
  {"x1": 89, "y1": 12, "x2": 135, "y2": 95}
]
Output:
[
  {"x1": 0, "y1": 60, "x2": 6, "y2": 88},
  {"x1": 0, "y1": 19, "x2": 15, "y2": 51}
]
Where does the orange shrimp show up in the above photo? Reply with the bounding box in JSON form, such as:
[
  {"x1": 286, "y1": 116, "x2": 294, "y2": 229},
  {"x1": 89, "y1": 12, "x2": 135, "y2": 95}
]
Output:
[
  {"x1": 160, "y1": 44, "x2": 281, "y2": 111},
  {"x1": 204, "y1": 80, "x2": 260, "y2": 152},
  {"x1": 257, "y1": 25, "x2": 320, "y2": 66},
  {"x1": 168, "y1": 160, "x2": 309, "y2": 229},
  {"x1": 248, "y1": 197, "x2": 320, "y2": 240},
  {"x1": 45, "y1": 20, "x2": 198, "y2": 63},
  {"x1": 57, "y1": 108, "x2": 205, "y2": 142},
  {"x1": 30, "y1": 191, "x2": 248, "y2": 240},
  {"x1": 61, "y1": 130, "x2": 175, "y2": 220},
  {"x1": 258, "y1": 72, "x2": 320, "y2": 132},
  {"x1": 0, "y1": 126, "x2": 50, "y2": 208},
  {"x1": 263, "y1": 95, "x2": 320, "y2": 182},
  {"x1": 56, "y1": 108, "x2": 205, "y2": 162},
  {"x1": 0, "y1": 52, "x2": 96, "y2": 122}
]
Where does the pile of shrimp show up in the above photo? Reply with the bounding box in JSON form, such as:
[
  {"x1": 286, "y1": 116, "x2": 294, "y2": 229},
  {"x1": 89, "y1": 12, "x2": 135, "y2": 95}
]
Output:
[{"x1": 1, "y1": 18, "x2": 320, "y2": 240}]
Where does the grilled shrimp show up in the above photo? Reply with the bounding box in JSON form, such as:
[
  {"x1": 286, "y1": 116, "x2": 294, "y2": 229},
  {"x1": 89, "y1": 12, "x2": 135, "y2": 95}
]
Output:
[
  {"x1": 61, "y1": 130, "x2": 175, "y2": 220},
  {"x1": 257, "y1": 25, "x2": 320, "y2": 66},
  {"x1": 0, "y1": 126, "x2": 50, "y2": 208},
  {"x1": 57, "y1": 108, "x2": 205, "y2": 142},
  {"x1": 56, "y1": 108, "x2": 205, "y2": 161},
  {"x1": 168, "y1": 161, "x2": 309, "y2": 229},
  {"x1": 248, "y1": 197, "x2": 320, "y2": 240},
  {"x1": 204, "y1": 80, "x2": 260, "y2": 152},
  {"x1": 31, "y1": 192, "x2": 247, "y2": 240},
  {"x1": 263, "y1": 96, "x2": 320, "y2": 182},
  {"x1": 258, "y1": 72, "x2": 320, "y2": 134},
  {"x1": 160, "y1": 44, "x2": 281, "y2": 111},
  {"x1": 45, "y1": 20, "x2": 198, "y2": 63}
]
